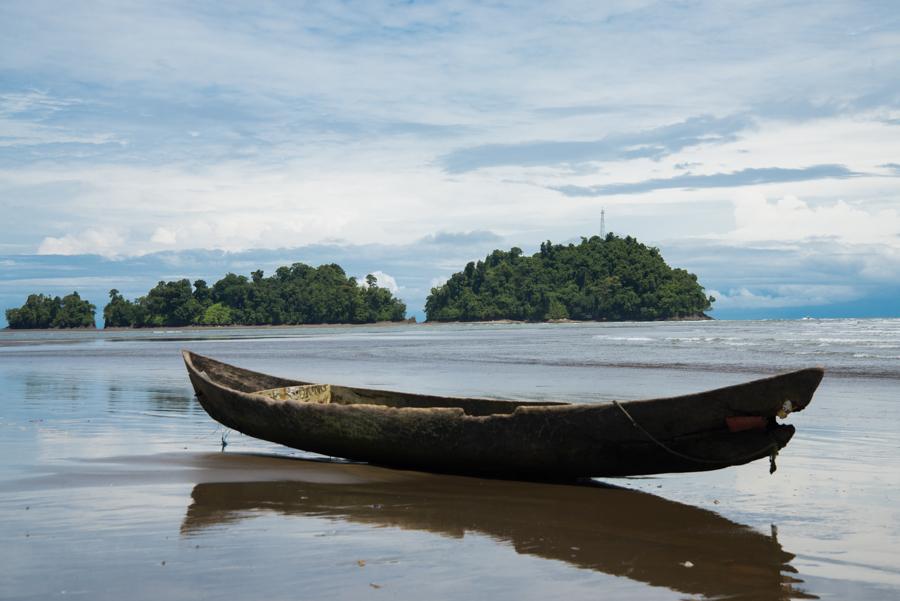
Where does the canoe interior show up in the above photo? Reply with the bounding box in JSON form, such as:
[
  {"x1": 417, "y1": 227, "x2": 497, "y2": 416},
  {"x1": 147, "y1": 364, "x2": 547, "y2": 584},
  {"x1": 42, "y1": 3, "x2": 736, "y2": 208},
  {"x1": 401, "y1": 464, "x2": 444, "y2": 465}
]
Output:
[
  {"x1": 186, "y1": 350, "x2": 822, "y2": 419},
  {"x1": 188, "y1": 352, "x2": 568, "y2": 417}
]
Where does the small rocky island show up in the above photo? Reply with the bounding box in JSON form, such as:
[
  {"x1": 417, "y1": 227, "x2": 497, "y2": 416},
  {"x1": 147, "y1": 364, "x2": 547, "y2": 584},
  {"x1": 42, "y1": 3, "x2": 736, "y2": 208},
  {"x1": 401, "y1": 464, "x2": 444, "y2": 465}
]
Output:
[{"x1": 425, "y1": 234, "x2": 714, "y2": 322}]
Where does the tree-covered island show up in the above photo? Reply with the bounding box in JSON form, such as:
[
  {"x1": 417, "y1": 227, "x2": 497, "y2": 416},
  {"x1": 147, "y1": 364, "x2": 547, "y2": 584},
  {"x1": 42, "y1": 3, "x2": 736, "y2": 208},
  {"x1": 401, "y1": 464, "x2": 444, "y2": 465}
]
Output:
[
  {"x1": 5, "y1": 237, "x2": 712, "y2": 328},
  {"x1": 5, "y1": 292, "x2": 97, "y2": 329},
  {"x1": 104, "y1": 262, "x2": 407, "y2": 327},
  {"x1": 425, "y1": 234, "x2": 714, "y2": 322}
]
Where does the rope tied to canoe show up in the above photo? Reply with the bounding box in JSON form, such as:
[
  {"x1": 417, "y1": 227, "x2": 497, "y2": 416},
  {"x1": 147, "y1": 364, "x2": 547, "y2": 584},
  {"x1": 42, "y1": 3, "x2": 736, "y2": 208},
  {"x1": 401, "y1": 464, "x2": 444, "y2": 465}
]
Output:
[{"x1": 611, "y1": 401, "x2": 781, "y2": 473}]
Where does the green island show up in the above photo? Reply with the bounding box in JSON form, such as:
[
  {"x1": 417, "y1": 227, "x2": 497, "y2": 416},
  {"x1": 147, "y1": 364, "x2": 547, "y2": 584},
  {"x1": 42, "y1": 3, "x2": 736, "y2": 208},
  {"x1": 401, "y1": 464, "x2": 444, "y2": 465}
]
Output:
[
  {"x1": 4, "y1": 263, "x2": 406, "y2": 329},
  {"x1": 104, "y1": 263, "x2": 407, "y2": 327},
  {"x1": 5, "y1": 292, "x2": 97, "y2": 329},
  {"x1": 425, "y1": 234, "x2": 714, "y2": 322},
  {"x1": 5, "y1": 235, "x2": 713, "y2": 329}
]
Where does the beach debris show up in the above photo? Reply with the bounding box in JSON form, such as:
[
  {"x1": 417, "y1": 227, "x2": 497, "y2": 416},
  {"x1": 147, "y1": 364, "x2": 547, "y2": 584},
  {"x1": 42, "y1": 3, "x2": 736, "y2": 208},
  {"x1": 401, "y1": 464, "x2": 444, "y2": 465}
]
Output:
[
  {"x1": 680, "y1": 561, "x2": 694, "y2": 568},
  {"x1": 161, "y1": 560, "x2": 166, "y2": 566},
  {"x1": 357, "y1": 560, "x2": 366, "y2": 567}
]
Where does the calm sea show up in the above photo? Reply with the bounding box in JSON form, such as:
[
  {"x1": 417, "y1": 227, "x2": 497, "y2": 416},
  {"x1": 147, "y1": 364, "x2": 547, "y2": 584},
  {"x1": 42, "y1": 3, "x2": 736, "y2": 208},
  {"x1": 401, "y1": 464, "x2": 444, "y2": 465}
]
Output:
[{"x1": 1, "y1": 319, "x2": 899, "y2": 600}]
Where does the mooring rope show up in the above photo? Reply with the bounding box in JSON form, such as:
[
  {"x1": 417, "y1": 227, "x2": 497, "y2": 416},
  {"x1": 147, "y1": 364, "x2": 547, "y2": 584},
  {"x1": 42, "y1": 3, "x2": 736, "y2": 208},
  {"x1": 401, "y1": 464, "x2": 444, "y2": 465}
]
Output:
[{"x1": 611, "y1": 401, "x2": 780, "y2": 473}]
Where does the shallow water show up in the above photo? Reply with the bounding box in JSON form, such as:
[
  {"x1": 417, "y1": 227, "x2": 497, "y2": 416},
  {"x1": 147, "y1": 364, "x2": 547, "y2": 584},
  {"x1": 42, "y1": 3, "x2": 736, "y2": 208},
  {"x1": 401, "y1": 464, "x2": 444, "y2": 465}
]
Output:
[{"x1": 1, "y1": 320, "x2": 899, "y2": 600}]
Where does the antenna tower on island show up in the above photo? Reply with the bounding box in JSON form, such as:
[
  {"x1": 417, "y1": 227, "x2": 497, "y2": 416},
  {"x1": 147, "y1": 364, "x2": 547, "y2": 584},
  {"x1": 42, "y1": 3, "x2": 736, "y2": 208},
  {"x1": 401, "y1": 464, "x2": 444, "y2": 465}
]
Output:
[{"x1": 600, "y1": 208, "x2": 606, "y2": 238}]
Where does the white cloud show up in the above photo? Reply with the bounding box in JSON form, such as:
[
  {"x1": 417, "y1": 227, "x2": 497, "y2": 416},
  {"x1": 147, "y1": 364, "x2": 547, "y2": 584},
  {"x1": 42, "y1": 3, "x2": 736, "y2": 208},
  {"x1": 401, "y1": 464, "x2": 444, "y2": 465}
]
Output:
[
  {"x1": 0, "y1": 90, "x2": 81, "y2": 116},
  {"x1": 2, "y1": 2, "x2": 900, "y2": 319},
  {"x1": 37, "y1": 228, "x2": 126, "y2": 258},
  {"x1": 0, "y1": 119, "x2": 120, "y2": 147},
  {"x1": 0, "y1": 275, "x2": 136, "y2": 288},
  {"x1": 708, "y1": 285, "x2": 861, "y2": 309},
  {"x1": 729, "y1": 194, "x2": 900, "y2": 246},
  {"x1": 2, "y1": 159, "x2": 559, "y2": 255},
  {"x1": 366, "y1": 270, "x2": 399, "y2": 293},
  {"x1": 430, "y1": 276, "x2": 449, "y2": 289},
  {"x1": 150, "y1": 227, "x2": 177, "y2": 245}
]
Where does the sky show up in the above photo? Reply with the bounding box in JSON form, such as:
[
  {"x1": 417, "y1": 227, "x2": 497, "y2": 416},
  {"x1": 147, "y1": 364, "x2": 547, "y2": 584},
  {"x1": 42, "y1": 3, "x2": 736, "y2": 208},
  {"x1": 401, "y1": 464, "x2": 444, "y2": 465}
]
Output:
[{"x1": 1, "y1": 0, "x2": 899, "y2": 323}]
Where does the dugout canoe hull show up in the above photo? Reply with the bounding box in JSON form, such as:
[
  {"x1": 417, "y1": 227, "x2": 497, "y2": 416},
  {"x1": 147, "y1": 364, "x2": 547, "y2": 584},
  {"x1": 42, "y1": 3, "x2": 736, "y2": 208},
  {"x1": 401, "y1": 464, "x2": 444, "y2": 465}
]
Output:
[{"x1": 182, "y1": 351, "x2": 823, "y2": 479}]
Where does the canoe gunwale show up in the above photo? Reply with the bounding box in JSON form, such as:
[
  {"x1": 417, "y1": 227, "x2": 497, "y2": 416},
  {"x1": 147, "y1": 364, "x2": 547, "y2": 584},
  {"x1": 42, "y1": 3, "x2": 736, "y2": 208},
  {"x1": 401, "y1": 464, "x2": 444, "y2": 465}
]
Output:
[
  {"x1": 183, "y1": 350, "x2": 823, "y2": 418},
  {"x1": 183, "y1": 350, "x2": 569, "y2": 416}
]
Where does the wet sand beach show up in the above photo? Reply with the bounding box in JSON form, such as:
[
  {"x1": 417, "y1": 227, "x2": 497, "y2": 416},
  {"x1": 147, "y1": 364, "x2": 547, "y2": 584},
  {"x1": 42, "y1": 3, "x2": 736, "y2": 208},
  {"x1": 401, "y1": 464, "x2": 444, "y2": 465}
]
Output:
[{"x1": 2, "y1": 320, "x2": 899, "y2": 599}]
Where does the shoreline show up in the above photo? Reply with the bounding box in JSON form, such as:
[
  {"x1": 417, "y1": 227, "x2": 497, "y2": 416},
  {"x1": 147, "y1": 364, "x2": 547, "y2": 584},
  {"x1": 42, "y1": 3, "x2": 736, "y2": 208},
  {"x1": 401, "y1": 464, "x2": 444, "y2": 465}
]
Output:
[
  {"x1": 2, "y1": 315, "x2": 716, "y2": 332},
  {"x1": 420, "y1": 313, "x2": 713, "y2": 325},
  {"x1": 2, "y1": 319, "x2": 418, "y2": 333}
]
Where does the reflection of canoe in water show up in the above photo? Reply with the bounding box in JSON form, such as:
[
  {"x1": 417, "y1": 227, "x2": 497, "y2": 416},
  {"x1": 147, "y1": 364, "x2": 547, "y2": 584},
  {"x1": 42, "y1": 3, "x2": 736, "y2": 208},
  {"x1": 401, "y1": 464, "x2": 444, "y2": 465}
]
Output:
[
  {"x1": 181, "y1": 473, "x2": 815, "y2": 600},
  {"x1": 183, "y1": 351, "x2": 823, "y2": 479}
]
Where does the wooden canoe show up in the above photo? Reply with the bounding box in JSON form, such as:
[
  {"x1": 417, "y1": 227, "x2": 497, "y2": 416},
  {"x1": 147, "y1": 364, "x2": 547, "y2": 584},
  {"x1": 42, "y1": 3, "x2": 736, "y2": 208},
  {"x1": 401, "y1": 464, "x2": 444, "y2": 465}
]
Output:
[{"x1": 182, "y1": 351, "x2": 823, "y2": 479}]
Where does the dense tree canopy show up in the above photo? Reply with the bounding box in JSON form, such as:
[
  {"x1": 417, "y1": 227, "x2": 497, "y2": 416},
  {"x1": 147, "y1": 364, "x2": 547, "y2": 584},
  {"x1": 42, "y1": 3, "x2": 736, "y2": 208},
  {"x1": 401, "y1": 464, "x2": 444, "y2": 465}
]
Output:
[
  {"x1": 425, "y1": 234, "x2": 714, "y2": 322},
  {"x1": 102, "y1": 262, "x2": 407, "y2": 327},
  {"x1": 5, "y1": 292, "x2": 97, "y2": 329}
]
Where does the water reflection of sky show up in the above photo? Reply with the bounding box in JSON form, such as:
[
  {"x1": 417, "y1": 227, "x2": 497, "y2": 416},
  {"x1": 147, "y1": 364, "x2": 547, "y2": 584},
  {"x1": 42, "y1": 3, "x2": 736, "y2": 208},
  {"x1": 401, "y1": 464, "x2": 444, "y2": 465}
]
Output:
[
  {"x1": 2, "y1": 452, "x2": 812, "y2": 601},
  {"x1": 1, "y1": 321, "x2": 899, "y2": 599}
]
